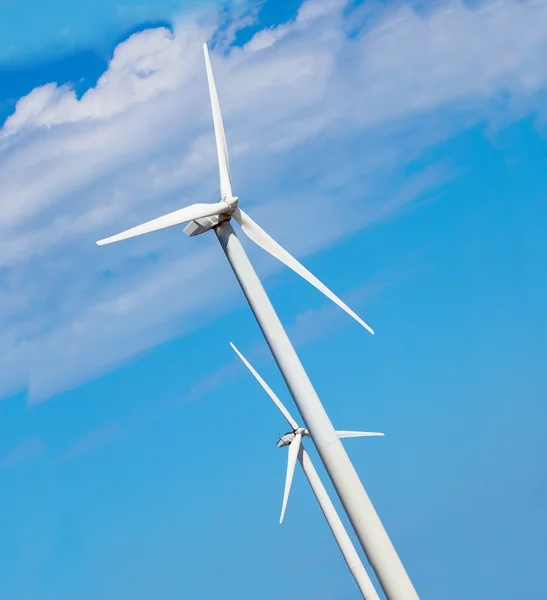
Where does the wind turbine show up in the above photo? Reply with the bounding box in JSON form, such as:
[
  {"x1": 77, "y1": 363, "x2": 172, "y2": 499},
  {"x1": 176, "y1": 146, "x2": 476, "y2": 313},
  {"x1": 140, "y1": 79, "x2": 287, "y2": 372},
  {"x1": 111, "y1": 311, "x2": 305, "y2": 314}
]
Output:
[
  {"x1": 231, "y1": 342, "x2": 381, "y2": 600},
  {"x1": 96, "y1": 43, "x2": 420, "y2": 600}
]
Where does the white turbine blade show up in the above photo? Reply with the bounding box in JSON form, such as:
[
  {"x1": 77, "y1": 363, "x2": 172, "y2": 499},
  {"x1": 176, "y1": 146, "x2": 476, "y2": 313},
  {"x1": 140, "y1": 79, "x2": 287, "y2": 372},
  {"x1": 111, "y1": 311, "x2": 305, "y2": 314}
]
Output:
[
  {"x1": 229, "y1": 342, "x2": 299, "y2": 430},
  {"x1": 203, "y1": 43, "x2": 232, "y2": 200},
  {"x1": 96, "y1": 202, "x2": 227, "y2": 246},
  {"x1": 233, "y1": 209, "x2": 374, "y2": 335},
  {"x1": 280, "y1": 432, "x2": 302, "y2": 524},
  {"x1": 336, "y1": 431, "x2": 385, "y2": 439}
]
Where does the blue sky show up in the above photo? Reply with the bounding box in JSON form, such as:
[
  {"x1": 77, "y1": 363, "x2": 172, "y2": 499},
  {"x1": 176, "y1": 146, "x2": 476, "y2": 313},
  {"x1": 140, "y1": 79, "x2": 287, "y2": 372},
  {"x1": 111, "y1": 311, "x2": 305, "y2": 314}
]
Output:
[{"x1": 0, "y1": 0, "x2": 546, "y2": 598}]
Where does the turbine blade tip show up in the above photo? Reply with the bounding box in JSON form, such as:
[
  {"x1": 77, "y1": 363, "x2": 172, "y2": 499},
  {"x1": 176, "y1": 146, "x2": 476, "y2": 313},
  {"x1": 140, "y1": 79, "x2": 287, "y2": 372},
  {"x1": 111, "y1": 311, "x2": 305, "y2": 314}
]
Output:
[{"x1": 237, "y1": 209, "x2": 376, "y2": 337}]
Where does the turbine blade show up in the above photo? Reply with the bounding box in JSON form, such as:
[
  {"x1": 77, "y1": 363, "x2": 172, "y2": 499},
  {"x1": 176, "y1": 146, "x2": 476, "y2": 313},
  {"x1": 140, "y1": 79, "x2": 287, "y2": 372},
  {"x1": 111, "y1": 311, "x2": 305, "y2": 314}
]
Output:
[
  {"x1": 96, "y1": 202, "x2": 227, "y2": 246},
  {"x1": 230, "y1": 342, "x2": 299, "y2": 430},
  {"x1": 336, "y1": 431, "x2": 385, "y2": 438},
  {"x1": 280, "y1": 432, "x2": 302, "y2": 524},
  {"x1": 203, "y1": 43, "x2": 232, "y2": 200},
  {"x1": 233, "y1": 209, "x2": 374, "y2": 335}
]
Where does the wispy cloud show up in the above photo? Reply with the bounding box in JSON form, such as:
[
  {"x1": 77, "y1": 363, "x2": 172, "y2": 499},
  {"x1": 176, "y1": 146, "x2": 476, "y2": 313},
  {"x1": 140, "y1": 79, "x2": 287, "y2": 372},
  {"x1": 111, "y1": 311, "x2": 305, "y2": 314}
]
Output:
[
  {"x1": 1, "y1": 0, "x2": 547, "y2": 401},
  {"x1": 56, "y1": 422, "x2": 128, "y2": 464},
  {"x1": 0, "y1": 437, "x2": 45, "y2": 470},
  {"x1": 188, "y1": 248, "x2": 428, "y2": 401}
]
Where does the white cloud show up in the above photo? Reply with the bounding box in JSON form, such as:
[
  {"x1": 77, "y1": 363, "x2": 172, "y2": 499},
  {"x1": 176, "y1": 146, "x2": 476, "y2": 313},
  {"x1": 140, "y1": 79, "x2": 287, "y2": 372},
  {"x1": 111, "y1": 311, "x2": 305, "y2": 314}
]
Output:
[
  {"x1": 0, "y1": 437, "x2": 45, "y2": 470},
  {"x1": 2, "y1": 27, "x2": 194, "y2": 134},
  {"x1": 1, "y1": 0, "x2": 547, "y2": 401}
]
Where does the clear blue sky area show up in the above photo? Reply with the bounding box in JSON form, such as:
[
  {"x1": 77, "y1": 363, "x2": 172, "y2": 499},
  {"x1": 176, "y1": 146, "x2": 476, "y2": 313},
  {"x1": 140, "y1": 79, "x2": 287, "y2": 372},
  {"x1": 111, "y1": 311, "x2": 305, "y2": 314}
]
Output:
[{"x1": 0, "y1": 1, "x2": 546, "y2": 599}]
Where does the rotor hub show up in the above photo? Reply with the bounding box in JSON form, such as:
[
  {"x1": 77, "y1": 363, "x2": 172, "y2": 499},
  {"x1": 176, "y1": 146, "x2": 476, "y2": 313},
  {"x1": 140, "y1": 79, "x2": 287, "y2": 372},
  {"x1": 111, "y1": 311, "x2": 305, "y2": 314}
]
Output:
[
  {"x1": 223, "y1": 195, "x2": 239, "y2": 212},
  {"x1": 183, "y1": 195, "x2": 239, "y2": 237}
]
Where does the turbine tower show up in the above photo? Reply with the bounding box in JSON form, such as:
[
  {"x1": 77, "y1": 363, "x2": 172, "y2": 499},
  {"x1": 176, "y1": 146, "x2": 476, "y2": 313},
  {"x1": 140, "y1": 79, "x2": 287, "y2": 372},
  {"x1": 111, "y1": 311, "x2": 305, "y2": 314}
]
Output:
[
  {"x1": 231, "y1": 342, "x2": 381, "y2": 600},
  {"x1": 96, "y1": 43, "x2": 420, "y2": 600}
]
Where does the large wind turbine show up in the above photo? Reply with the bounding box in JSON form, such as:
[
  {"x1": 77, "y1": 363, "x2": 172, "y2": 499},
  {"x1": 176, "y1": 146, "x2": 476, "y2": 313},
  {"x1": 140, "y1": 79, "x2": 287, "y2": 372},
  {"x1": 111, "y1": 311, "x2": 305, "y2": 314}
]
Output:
[
  {"x1": 231, "y1": 342, "x2": 381, "y2": 600},
  {"x1": 97, "y1": 43, "x2": 420, "y2": 600}
]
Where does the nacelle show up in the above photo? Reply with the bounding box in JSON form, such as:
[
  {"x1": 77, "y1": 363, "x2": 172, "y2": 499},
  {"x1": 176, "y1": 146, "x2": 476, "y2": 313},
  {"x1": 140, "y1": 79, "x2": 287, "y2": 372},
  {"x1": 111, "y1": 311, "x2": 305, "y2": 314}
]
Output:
[{"x1": 277, "y1": 432, "x2": 296, "y2": 448}]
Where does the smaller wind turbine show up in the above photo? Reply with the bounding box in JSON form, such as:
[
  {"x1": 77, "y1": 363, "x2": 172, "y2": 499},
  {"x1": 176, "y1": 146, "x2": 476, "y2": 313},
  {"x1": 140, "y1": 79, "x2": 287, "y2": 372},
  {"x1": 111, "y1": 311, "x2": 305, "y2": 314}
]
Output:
[{"x1": 231, "y1": 342, "x2": 382, "y2": 600}]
